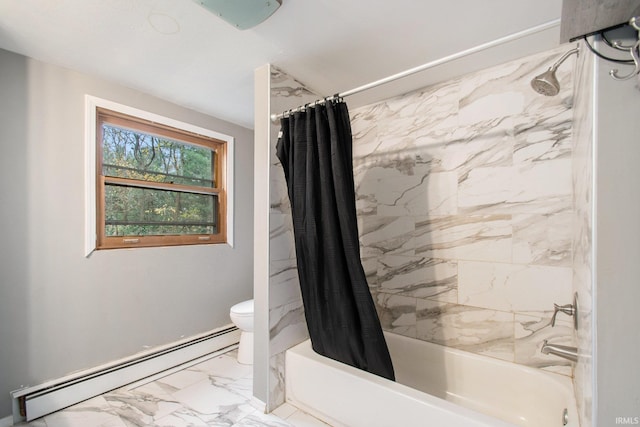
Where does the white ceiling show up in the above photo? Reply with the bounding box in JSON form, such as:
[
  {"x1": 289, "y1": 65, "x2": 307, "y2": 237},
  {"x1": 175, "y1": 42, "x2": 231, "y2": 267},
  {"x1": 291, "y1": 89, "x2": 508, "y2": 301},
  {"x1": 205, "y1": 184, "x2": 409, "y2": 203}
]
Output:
[{"x1": 0, "y1": 0, "x2": 564, "y2": 129}]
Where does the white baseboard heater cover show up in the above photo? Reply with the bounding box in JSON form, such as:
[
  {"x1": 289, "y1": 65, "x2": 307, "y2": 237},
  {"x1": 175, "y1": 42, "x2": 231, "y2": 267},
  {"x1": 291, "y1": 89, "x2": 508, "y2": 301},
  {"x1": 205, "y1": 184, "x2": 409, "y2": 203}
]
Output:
[{"x1": 12, "y1": 326, "x2": 240, "y2": 423}]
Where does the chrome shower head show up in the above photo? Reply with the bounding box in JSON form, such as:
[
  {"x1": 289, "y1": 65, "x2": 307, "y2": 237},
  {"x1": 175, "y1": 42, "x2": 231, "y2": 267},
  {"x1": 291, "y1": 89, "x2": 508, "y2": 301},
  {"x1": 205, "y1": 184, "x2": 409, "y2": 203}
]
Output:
[
  {"x1": 530, "y1": 47, "x2": 579, "y2": 96},
  {"x1": 531, "y1": 67, "x2": 560, "y2": 96}
]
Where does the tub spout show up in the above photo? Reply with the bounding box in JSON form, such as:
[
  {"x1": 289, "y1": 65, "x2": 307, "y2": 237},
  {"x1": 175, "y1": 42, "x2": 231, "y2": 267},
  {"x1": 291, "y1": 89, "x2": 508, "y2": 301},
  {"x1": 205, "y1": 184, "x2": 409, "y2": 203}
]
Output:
[{"x1": 541, "y1": 340, "x2": 578, "y2": 362}]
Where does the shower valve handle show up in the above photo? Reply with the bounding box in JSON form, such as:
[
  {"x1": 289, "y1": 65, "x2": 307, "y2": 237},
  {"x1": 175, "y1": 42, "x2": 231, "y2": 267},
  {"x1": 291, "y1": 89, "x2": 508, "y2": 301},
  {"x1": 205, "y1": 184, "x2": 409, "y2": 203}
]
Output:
[{"x1": 551, "y1": 303, "x2": 575, "y2": 327}]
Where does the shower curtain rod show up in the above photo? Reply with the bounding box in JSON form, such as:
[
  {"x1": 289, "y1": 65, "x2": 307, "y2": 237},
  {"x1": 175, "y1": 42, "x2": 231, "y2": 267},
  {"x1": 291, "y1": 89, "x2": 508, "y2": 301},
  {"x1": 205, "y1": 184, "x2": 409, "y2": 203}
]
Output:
[{"x1": 270, "y1": 18, "x2": 560, "y2": 123}]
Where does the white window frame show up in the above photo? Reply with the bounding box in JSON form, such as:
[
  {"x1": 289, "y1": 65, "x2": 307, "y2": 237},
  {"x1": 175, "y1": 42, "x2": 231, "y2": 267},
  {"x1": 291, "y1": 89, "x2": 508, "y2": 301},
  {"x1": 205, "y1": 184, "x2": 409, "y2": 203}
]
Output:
[{"x1": 84, "y1": 95, "x2": 234, "y2": 256}]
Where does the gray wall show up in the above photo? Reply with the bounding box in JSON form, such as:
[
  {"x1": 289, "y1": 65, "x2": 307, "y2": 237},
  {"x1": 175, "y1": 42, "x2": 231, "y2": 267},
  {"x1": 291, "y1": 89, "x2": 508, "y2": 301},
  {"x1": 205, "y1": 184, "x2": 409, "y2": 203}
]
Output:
[
  {"x1": 595, "y1": 44, "x2": 640, "y2": 424},
  {"x1": 0, "y1": 48, "x2": 254, "y2": 418}
]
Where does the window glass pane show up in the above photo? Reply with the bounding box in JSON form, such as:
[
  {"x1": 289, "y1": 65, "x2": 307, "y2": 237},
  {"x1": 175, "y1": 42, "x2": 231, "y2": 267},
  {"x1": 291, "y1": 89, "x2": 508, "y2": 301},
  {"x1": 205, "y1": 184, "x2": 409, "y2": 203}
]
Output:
[
  {"x1": 105, "y1": 184, "x2": 217, "y2": 236},
  {"x1": 101, "y1": 124, "x2": 215, "y2": 188}
]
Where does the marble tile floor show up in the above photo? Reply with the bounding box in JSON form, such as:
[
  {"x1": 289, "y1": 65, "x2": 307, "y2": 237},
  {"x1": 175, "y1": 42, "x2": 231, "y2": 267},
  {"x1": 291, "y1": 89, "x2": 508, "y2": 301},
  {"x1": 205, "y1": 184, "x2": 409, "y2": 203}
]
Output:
[{"x1": 15, "y1": 350, "x2": 330, "y2": 427}]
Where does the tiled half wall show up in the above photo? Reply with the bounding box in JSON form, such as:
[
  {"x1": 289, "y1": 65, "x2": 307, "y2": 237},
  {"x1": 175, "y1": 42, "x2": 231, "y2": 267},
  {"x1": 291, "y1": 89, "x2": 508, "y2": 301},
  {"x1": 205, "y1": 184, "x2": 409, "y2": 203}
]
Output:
[{"x1": 267, "y1": 67, "x2": 317, "y2": 410}]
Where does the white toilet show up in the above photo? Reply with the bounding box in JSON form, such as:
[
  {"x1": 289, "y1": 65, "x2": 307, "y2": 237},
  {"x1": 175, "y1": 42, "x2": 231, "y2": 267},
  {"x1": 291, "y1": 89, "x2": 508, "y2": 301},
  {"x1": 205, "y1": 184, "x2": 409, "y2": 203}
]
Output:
[{"x1": 229, "y1": 299, "x2": 254, "y2": 365}]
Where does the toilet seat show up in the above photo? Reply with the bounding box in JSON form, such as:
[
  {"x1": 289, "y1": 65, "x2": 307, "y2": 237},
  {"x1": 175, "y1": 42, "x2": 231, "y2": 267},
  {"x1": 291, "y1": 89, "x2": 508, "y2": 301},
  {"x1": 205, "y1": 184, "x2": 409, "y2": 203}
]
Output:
[{"x1": 231, "y1": 300, "x2": 254, "y2": 316}]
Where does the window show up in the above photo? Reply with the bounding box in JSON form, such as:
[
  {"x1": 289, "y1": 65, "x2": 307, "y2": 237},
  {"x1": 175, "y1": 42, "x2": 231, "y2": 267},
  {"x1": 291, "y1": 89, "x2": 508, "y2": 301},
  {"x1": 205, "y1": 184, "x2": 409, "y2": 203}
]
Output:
[{"x1": 95, "y1": 107, "x2": 228, "y2": 249}]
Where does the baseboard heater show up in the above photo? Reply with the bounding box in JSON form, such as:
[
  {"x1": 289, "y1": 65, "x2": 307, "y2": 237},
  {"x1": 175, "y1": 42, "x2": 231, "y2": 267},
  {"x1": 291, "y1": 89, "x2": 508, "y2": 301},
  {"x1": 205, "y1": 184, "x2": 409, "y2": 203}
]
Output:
[{"x1": 11, "y1": 325, "x2": 240, "y2": 423}]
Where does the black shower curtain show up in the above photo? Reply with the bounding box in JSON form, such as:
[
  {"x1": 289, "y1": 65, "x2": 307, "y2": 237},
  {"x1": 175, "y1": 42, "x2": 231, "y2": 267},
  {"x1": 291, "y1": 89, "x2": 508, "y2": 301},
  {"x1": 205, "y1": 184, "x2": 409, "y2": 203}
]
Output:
[{"x1": 276, "y1": 99, "x2": 395, "y2": 381}]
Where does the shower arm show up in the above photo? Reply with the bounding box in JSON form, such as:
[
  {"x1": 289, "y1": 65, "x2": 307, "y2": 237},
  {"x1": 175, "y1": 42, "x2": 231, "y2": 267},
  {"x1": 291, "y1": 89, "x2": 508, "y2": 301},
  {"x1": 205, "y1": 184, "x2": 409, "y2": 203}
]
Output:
[{"x1": 548, "y1": 47, "x2": 580, "y2": 72}]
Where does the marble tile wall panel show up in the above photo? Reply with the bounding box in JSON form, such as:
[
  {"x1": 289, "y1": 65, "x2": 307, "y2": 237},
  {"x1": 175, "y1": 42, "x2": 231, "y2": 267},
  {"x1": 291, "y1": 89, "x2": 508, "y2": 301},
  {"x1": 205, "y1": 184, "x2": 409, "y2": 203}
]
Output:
[
  {"x1": 414, "y1": 214, "x2": 512, "y2": 263},
  {"x1": 457, "y1": 50, "x2": 574, "y2": 124},
  {"x1": 267, "y1": 66, "x2": 319, "y2": 411},
  {"x1": 514, "y1": 313, "x2": 573, "y2": 377},
  {"x1": 360, "y1": 251, "x2": 380, "y2": 291},
  {"x1": 457, "y1": 159, "x2": 573, "y2": 215},
  {"x1": 377, "y1": 80, "x2": 461, "y2": 136},
  {"x1": 418, "y1": 117, "x2": 515, "y2": 178},
  {"x1": 457, "y1": 59, "x2": 530, "y2": 123},
  {"x1": 269, "y1": 259, "x2": 303, "y2": 311},
  {"x1": 512, "y1": 109, "x2": 573, "y2": 164},
  {"x1": 375, "y1": 293, "x2": 418, "y2": 338},
  {"x1": 457, "y1": 261, "x2": 573, "y2": 312},
  {"x1": 377, "y1": 255, "x2": 458, "y2": 302},
  {"x1": 269, "y1": 214, "x2": 296, "y2": 261},
  {"x1": 512, "y1": 212, "x2": 573, "y2": 267},
  {"x1": 269, "y1": 299, "x2": 307, "y2": 357},
  {"x1": 351, "y1": 46, "x2": 576, "y2": 377},
  {"x1": 269, "y1": 168, "x2": 290, "y2": 214},
  {"x1": 359, "y1": 216, "x2": 415, "y2": 257},
  {"x1": 268, "y1": 354, "x2": 286, "y2": 410},
  {"x1": 571, "y1": 40, "x2": 595, "y2": 427},
  {"x1": 416, "y1": 299, "x2": 515, "y2": 362}
]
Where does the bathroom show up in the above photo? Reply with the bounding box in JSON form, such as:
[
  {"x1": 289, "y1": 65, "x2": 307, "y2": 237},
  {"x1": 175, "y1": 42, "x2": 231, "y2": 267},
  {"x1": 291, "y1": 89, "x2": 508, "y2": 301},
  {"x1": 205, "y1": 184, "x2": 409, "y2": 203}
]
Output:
[{"x1": 1, "y1": 1, "x2": 639, "y2": 426}]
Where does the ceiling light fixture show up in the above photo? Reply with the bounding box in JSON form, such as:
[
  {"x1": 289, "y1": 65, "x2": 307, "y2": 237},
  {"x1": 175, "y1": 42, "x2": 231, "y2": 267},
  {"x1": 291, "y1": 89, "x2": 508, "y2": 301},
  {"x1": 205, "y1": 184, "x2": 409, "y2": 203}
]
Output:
[{"x1": 193, "y1": 0, "x2": 282, "y2": 30}]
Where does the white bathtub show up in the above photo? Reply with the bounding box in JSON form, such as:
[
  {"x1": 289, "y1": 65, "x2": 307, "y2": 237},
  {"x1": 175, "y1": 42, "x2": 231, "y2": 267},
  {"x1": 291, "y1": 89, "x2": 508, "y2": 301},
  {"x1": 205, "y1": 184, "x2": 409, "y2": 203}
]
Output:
[{"x1": 285, "y1": 332, "x2": 578, "y2": 427}]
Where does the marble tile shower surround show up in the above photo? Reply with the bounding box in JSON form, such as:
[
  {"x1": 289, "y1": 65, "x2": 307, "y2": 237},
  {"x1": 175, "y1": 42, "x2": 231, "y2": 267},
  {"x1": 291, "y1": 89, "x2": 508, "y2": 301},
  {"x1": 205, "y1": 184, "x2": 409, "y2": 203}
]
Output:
[
  {"x1": 351, "y1": 46, "x2": 577, "y2": 377},
  {"x1": 571, "y1": 40, "x2": 594, "y2": 427},
  {"x1": 267, "y1": 67, "x2": 318, "y2": 411}
]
